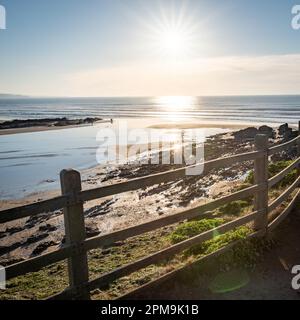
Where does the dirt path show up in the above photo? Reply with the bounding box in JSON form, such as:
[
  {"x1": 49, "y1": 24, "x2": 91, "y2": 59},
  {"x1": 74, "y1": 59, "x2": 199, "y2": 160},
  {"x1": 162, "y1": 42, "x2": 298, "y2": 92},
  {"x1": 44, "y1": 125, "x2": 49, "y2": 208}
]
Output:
[{"x1": 130, "y1": 205, "x2": 300, "y2": 300}]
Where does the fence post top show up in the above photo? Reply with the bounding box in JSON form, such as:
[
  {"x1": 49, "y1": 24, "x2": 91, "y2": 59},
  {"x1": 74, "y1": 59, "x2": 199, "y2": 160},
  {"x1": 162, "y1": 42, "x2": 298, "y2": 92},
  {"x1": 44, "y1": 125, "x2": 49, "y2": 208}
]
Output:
[
  {"x1": 60, "y1": 169, "x2": 82, "y2": 193},
  {"x1": 60, "y1": 168, "x2": 80, "y2": 176}
]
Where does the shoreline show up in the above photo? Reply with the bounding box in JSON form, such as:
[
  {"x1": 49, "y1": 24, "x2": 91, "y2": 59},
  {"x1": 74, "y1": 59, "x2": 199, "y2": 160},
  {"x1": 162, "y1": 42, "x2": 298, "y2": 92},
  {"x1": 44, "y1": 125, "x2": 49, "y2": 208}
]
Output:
[
  {"x1": 148, "y1": 120, "x2": 297, "y2": 130},
  {"x1": 0, "y1": 118, "x2": 288, "y2": 136}
]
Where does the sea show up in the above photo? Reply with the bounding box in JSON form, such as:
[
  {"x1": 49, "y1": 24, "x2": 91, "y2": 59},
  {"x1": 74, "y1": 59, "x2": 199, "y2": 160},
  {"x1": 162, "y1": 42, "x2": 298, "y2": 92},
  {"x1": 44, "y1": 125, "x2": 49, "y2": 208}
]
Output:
[
  {"x1": 1, "y1": 95, "x2": 300, "y2": 123},
  {"x1": 0, "y1": 95, "x2": 300, "y2": 199}
]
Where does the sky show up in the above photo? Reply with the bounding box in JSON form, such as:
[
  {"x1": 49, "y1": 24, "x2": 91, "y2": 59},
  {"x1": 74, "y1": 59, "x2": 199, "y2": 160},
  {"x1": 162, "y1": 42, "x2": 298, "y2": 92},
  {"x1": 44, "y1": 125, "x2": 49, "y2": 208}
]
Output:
[{"x1": 0, "y1": 0, "x2": 300, "y2": 97}]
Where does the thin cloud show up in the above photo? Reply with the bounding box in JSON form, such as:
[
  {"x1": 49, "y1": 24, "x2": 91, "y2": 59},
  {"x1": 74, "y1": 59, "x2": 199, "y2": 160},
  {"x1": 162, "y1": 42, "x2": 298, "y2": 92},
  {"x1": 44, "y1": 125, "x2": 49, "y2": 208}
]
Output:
[{"x1": 63, "y1": 54, "x2": 300, "y2": 96}]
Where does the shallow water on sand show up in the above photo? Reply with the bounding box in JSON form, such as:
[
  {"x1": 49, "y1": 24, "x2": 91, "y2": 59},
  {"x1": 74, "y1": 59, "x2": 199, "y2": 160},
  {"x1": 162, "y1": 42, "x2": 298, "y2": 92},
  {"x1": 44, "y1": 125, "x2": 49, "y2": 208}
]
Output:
[{"x1": 0, "y1": 119, "x2": 229, "y2": 199}]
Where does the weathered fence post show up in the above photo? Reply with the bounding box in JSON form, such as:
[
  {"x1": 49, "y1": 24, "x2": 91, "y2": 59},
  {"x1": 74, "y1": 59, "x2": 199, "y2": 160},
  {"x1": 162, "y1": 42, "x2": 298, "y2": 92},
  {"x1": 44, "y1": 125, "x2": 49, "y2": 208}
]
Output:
[
  {"x1": 297, "y1": 121, "x2": 300, "y2": 176},
  {"x1": 297, "y1": 121, "x2": 300, "y2": 157},
  {"x1": 60, "y1": 169, "x2": 90, "y2": 300},
  {"x1": 253, "y1": 134, "x2": 269, "y2": 232}
]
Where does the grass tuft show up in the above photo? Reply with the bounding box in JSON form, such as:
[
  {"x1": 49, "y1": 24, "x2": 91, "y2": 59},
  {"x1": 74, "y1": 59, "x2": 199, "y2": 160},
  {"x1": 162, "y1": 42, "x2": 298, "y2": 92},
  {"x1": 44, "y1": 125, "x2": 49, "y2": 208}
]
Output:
[{"x1": 169, "y1": 219, "x2": 225, "y2": 244}]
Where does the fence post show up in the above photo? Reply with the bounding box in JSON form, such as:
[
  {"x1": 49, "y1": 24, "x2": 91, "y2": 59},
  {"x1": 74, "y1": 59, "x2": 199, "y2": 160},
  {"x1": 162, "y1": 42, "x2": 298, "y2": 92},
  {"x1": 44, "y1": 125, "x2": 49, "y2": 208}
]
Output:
[
  {"x1": 297, "y1": 121, "x2": 300, "y2": 157},
  {"x1": 297, "y1": 121, "x2": 300, "y2": 175},
  {"x1": 253, "y1": 134, "x2": 269, "y2": 233},
  {"x1": 60, "y1": 169, "x2": 90, "y2": 300}
]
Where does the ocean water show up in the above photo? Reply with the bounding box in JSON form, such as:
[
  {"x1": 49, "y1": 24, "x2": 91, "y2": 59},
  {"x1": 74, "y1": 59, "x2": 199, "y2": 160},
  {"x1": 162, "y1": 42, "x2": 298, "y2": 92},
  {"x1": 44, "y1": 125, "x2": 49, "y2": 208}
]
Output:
[
  {"x1": 0, "y1": 95, "x2": 300, "y2": 124},
  {"x1": 0, "y1": 95, "x2": 300, "y2": 199}
]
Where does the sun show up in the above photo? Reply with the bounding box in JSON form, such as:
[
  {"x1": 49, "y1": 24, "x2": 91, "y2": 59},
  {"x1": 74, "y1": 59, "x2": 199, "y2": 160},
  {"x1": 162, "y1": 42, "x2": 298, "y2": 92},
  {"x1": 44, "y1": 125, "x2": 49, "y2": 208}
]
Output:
[
  {"x1": 153, "y1": 23, "x2": 194, "y2": 60},
  {"x1": 158, "y1": 27, "x2": 189, "y2": 57},
  {"x1": 143, "y1": 4, "x2": 198, "y2": 61}
]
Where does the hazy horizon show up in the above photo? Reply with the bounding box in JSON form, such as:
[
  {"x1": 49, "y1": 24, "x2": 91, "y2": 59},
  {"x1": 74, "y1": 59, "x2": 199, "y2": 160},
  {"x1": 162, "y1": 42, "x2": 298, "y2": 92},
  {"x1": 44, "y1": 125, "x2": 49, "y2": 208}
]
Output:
[{"x1": 2, "y1": 93, "x2": 300, "y2": 99}]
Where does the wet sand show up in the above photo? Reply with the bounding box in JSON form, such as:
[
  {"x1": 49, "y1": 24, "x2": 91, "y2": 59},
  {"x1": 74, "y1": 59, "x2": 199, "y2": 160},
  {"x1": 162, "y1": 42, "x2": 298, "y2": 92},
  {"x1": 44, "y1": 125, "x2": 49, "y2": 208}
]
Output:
[{"x1": 148, "y1": 120, "x2": 283, "y2": 130}]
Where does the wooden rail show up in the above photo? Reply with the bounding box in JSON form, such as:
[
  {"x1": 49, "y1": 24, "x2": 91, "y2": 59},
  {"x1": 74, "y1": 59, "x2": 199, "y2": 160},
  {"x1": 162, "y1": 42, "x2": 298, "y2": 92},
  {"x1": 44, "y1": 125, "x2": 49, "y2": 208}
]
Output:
[{"x1": 1, "y1": 123, "x2": 300, "y2": 300}]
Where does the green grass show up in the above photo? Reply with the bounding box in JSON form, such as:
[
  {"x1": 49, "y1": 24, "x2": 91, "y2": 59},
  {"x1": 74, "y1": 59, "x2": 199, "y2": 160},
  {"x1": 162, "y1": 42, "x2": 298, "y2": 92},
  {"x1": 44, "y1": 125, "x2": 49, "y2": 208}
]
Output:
[
  {"x1": 0, "y1": 263, "x2": 68, "y2": 300},
  {"x1": 246, "y1": 160, "x2": 297, "y2": 188},
  {"x1": 171, "y1": 222, "x2": 252, "y2": 258},
  {"x1": 169, "y1": 219, "x2": 225, "y2": 244},
  {"x1": 217, "y1": 200, "x2": 250, "y2": 216}
]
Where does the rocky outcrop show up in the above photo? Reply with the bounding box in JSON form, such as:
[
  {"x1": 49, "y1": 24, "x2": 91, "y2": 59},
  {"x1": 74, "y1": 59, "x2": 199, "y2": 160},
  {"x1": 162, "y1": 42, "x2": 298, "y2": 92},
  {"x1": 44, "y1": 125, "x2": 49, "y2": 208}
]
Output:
[
  {"x1": 0, "y1": 117, "x2": 103, "y2": 130},
  {"x1": 233, "y1": 127, "x2": 259, "y2": 140},
  {"x1": 233, "y1": 125, "x2": 279, "y2": 141},
  {"x1": 258, "y1": 125, "x2": 275, "y2": 138},
  {"x1": 279, "y1": 123, "x2": 289, "y2": 136},
  {"x1": 278, "y1": 123, "x2": 297, "y2": 141}
]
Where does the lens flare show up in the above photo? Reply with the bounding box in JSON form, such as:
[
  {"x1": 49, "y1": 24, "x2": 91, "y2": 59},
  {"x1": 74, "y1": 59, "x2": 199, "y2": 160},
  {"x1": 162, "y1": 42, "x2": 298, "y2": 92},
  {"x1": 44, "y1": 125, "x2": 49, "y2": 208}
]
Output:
[{"x1": 209, "y1": 269, "x2": 250, "y2": 294}]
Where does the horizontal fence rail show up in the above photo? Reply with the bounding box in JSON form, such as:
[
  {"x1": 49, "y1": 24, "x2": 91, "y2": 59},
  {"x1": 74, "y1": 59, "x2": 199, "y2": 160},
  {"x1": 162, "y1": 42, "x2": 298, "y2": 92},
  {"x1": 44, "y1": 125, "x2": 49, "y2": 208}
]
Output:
[
  {"x1": 268, "y1": 156, "x2": 300, "y2": 188},
  {"x1": 79, "y1": 150, "x2": 263, "y2": 202},
  {"x1": 268, "y1": 134, "x2": 299, "y2": 155},
  {"x1": 5, "y1": 246, "x2": 73, "y2": 280},
  {"x1": 268, "y1": 190, "x2": 300, "y2": 232},
  {"x1": 0, "y1": 195, "x2": 69, "y2": 224},
  {"x1": 268, "y1": 175, "x2": 300, "y2": 212},
  {"x1": 1, "y1": 127, "x2": 300, "y2": 300}
]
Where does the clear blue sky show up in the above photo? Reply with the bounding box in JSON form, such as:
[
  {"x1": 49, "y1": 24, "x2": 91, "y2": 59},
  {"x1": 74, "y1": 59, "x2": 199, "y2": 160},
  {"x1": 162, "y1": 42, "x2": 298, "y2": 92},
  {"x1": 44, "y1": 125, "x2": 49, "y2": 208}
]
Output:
[{"x1": 0, "y1": 0, "x2": 300, "y2": 96}]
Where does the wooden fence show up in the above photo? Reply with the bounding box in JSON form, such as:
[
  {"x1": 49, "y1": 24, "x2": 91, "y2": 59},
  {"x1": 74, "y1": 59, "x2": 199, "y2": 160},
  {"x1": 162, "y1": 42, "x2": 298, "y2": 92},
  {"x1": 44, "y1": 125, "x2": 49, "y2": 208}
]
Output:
[{"x1": 1, "y1": 125, "x2": 300, "y2": 300}]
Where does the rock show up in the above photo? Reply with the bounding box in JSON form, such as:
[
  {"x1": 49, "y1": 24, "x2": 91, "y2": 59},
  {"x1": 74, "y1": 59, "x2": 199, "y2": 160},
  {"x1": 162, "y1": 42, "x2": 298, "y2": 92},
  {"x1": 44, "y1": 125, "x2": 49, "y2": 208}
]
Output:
[
  {"x1": 26, "y1": 233, "x2": 48, "y2": 245},
  {"x1": 233, "y1": 127, "x2": 259, "y2": 140},
  {"x1": 258, "y1": 125, "x2": 275, "y2": 138},
  {"x1": 279, "y1": 123, "x2": 289, "y2": 136},
  {"x1": 39, "y1": 224, "x2": 57, "y2": 232},
  {"x1": 85, "y1": 198, "x2": 115, "y2": 217},
  {"x1": 0, "y1": 241, "x2": 23, "y2": 255},
  {"x1": 6, "y1": 226, "x2": 23, "y2": 235},
  {"x1": 25, "y1": 210, "x2": 61, "y2": 228},
  {"x1": 284, "y1": 128, "x2": 293, "y2": 140},
  {"x1": 0, "y1": 258, "x2": 25, "y2": 267},
  {"x1": 43, "y1": 179, "x2": 55, "y2": 184},
  {"x1": 85, "y1": 226, "x2": 101, "y2": 238},
  {"x1": 31, "y1": 241, "x2": 57, "y2": 256}
]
